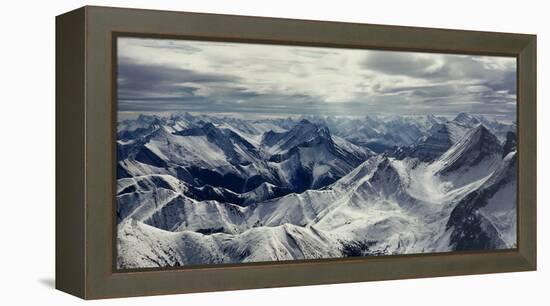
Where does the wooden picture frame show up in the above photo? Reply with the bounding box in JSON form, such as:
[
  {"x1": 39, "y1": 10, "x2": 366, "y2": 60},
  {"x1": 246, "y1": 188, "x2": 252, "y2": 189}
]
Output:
[{"x1": 56, "y1": 6, "x2": 536, "y2": 299}]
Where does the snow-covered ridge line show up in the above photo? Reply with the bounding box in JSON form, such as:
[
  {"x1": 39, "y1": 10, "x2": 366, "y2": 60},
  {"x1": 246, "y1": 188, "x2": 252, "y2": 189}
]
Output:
[{"x1": 116, "y1": 112, "x2": 517, "y2": 268}]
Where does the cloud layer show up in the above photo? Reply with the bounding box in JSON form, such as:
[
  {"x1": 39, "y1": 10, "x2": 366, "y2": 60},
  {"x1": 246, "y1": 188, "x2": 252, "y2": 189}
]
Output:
[{"x1": 117, "y1": 37, "x2": 516, "y2": 119}]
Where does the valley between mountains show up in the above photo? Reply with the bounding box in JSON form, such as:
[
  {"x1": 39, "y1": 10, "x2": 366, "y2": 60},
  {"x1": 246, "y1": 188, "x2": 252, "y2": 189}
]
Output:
[{"x1": 116, "y1": 112, "x2": 517, "y2": 269}]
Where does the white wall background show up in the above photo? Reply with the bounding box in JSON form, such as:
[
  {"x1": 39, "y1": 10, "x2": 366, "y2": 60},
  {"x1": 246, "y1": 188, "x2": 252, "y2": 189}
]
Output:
[{"x1": 0, "y1": 0, "x2": 546, "y2": 304}]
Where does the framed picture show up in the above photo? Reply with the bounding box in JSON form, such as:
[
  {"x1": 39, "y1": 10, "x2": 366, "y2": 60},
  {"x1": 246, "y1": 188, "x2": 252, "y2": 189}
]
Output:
[{"x1": 56, "y1": 6, "x2": 537, "y2": 299}]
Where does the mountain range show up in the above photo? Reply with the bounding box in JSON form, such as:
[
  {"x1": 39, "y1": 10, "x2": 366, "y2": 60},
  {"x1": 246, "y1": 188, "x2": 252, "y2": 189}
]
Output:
[{"x1": 116, "y1": 112, "x2": 517, "y2": 269}]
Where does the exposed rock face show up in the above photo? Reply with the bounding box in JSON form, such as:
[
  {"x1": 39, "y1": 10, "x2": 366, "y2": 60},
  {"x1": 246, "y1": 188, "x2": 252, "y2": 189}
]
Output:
[{"x1": 116, "y1": 113, "x2": 517, "y2": 268}]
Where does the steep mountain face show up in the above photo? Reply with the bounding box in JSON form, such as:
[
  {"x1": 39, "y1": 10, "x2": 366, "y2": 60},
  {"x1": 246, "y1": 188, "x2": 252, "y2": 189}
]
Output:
[
  {"x1": 262, "y1": 120, "x2": 371, "y2": 191},
  {"x1": 301, "y1": 114, "x2": 447, "y2": 153},
  {"x1": 116, "y1": 113, "x2": 517, "y2": 268},
  {"x1": 261, "y1": 119, "x2": 325, "y2": 155},
  {"x1": 119, "y1": 122, "x2": 274, "y2": 195},
  {"x1": 117, "y1": 116, "x2": 371, "y2": 205},
  {"x1": 173, "y1": 122, "x2": 261, "y2": 165},
  {"x1": 433, "y1": 124, "x2": 502, "y2": 189},
  {"x1": 393, "y1": 113, "x2": 491, "y2": 162},
  {"x1": 394, "y1": 125, "x2": 454, "y2": 162},
  {"x1": 446, "y1": 152, "x2": 517, "y2": 250},
  {"x1": 502, "y1": 131, "x2": 517, "y2": 157},
  {"x1": 453, "y1": 112, "x2": 480, "y2": 126}
]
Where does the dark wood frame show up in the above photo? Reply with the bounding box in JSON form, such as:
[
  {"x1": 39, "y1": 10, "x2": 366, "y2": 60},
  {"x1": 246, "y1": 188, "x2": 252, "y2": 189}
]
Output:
[{"x1": 56, "y1": 5, "x2": 537, "y2": 300}]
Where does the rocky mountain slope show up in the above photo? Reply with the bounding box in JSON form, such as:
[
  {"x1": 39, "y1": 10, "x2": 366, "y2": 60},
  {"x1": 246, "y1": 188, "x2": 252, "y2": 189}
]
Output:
[{"x1": 116, "y1": 112, "x2": 517, "y2": 268}]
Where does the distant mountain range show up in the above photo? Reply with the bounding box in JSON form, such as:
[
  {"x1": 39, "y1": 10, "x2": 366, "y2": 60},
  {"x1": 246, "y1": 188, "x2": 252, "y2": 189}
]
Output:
[{"x1": 116, "y1": 112, "x2": 517, "y2": 269}]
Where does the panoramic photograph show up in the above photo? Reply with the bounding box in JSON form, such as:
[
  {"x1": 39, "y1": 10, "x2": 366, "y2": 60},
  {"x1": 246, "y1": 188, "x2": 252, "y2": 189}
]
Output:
[{"x1": 115, "y1": 37, "x2": 518, "y2": 269}]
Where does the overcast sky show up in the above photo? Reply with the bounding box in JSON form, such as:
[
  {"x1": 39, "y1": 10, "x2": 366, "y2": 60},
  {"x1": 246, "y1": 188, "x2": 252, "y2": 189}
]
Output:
[{"x1": 117, "y1": 37, "x2": 516, "y2": 119}]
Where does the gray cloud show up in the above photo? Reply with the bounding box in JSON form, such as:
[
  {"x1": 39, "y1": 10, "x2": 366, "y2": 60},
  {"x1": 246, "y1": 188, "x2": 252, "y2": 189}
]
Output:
[
  {"x1": 363, "y1": 51, "x2": 516, "y2": 110},
  {"x1": 363, "y1": 52, "x2": 514, "y2": 82},
  {"x1": 118, "y1": 57, "x2": 238, "y2": 100},
  {"x1": 362, "y1": 52, "x2": 440, "y2": 78},
  {"x1": 117, "y1": 37, "x2": 516, "y2": 120}
]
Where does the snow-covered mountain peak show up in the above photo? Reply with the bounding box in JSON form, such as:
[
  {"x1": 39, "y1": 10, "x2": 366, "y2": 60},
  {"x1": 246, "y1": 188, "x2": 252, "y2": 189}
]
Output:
[
  {"x1": 434, "y1": 124, "x2": 502, "y2": 187},
  {"x1": 366, "y1": 157, "x2": 410, "y2": 197},
  {"x1": 261, "y1": 120, "x2": 332, "y2": 155},
  {"x1": 393, "y1": 124, "x2": 454, "y2": 162},
  {"x1": 151, "y1": 117, "x2": 164, "y2": 126},
  {"x1": 136, "y1": 114, "x2": 157, "y2": 123},
  {"x1": 178, "y1": 111, "x2": 196, "y2": 122},
  {"x1": 473, "y1": 123, "x2": 499, "y2": 140},
  {"x1": 426, "y1": 114, "x2": 440, "y2": 124},
  {"x1": 117, "y1": 112, "x2": 517, "y2": 268},
  {"x1": 453, "y1": 112, "x2": 480, "y2": 126},
  {"x1": 200, "y1": 122, "x2": 227, "y2": 139},
  {"x1": 438, "y1": 124, "x2": 501, "y2": 165}
]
